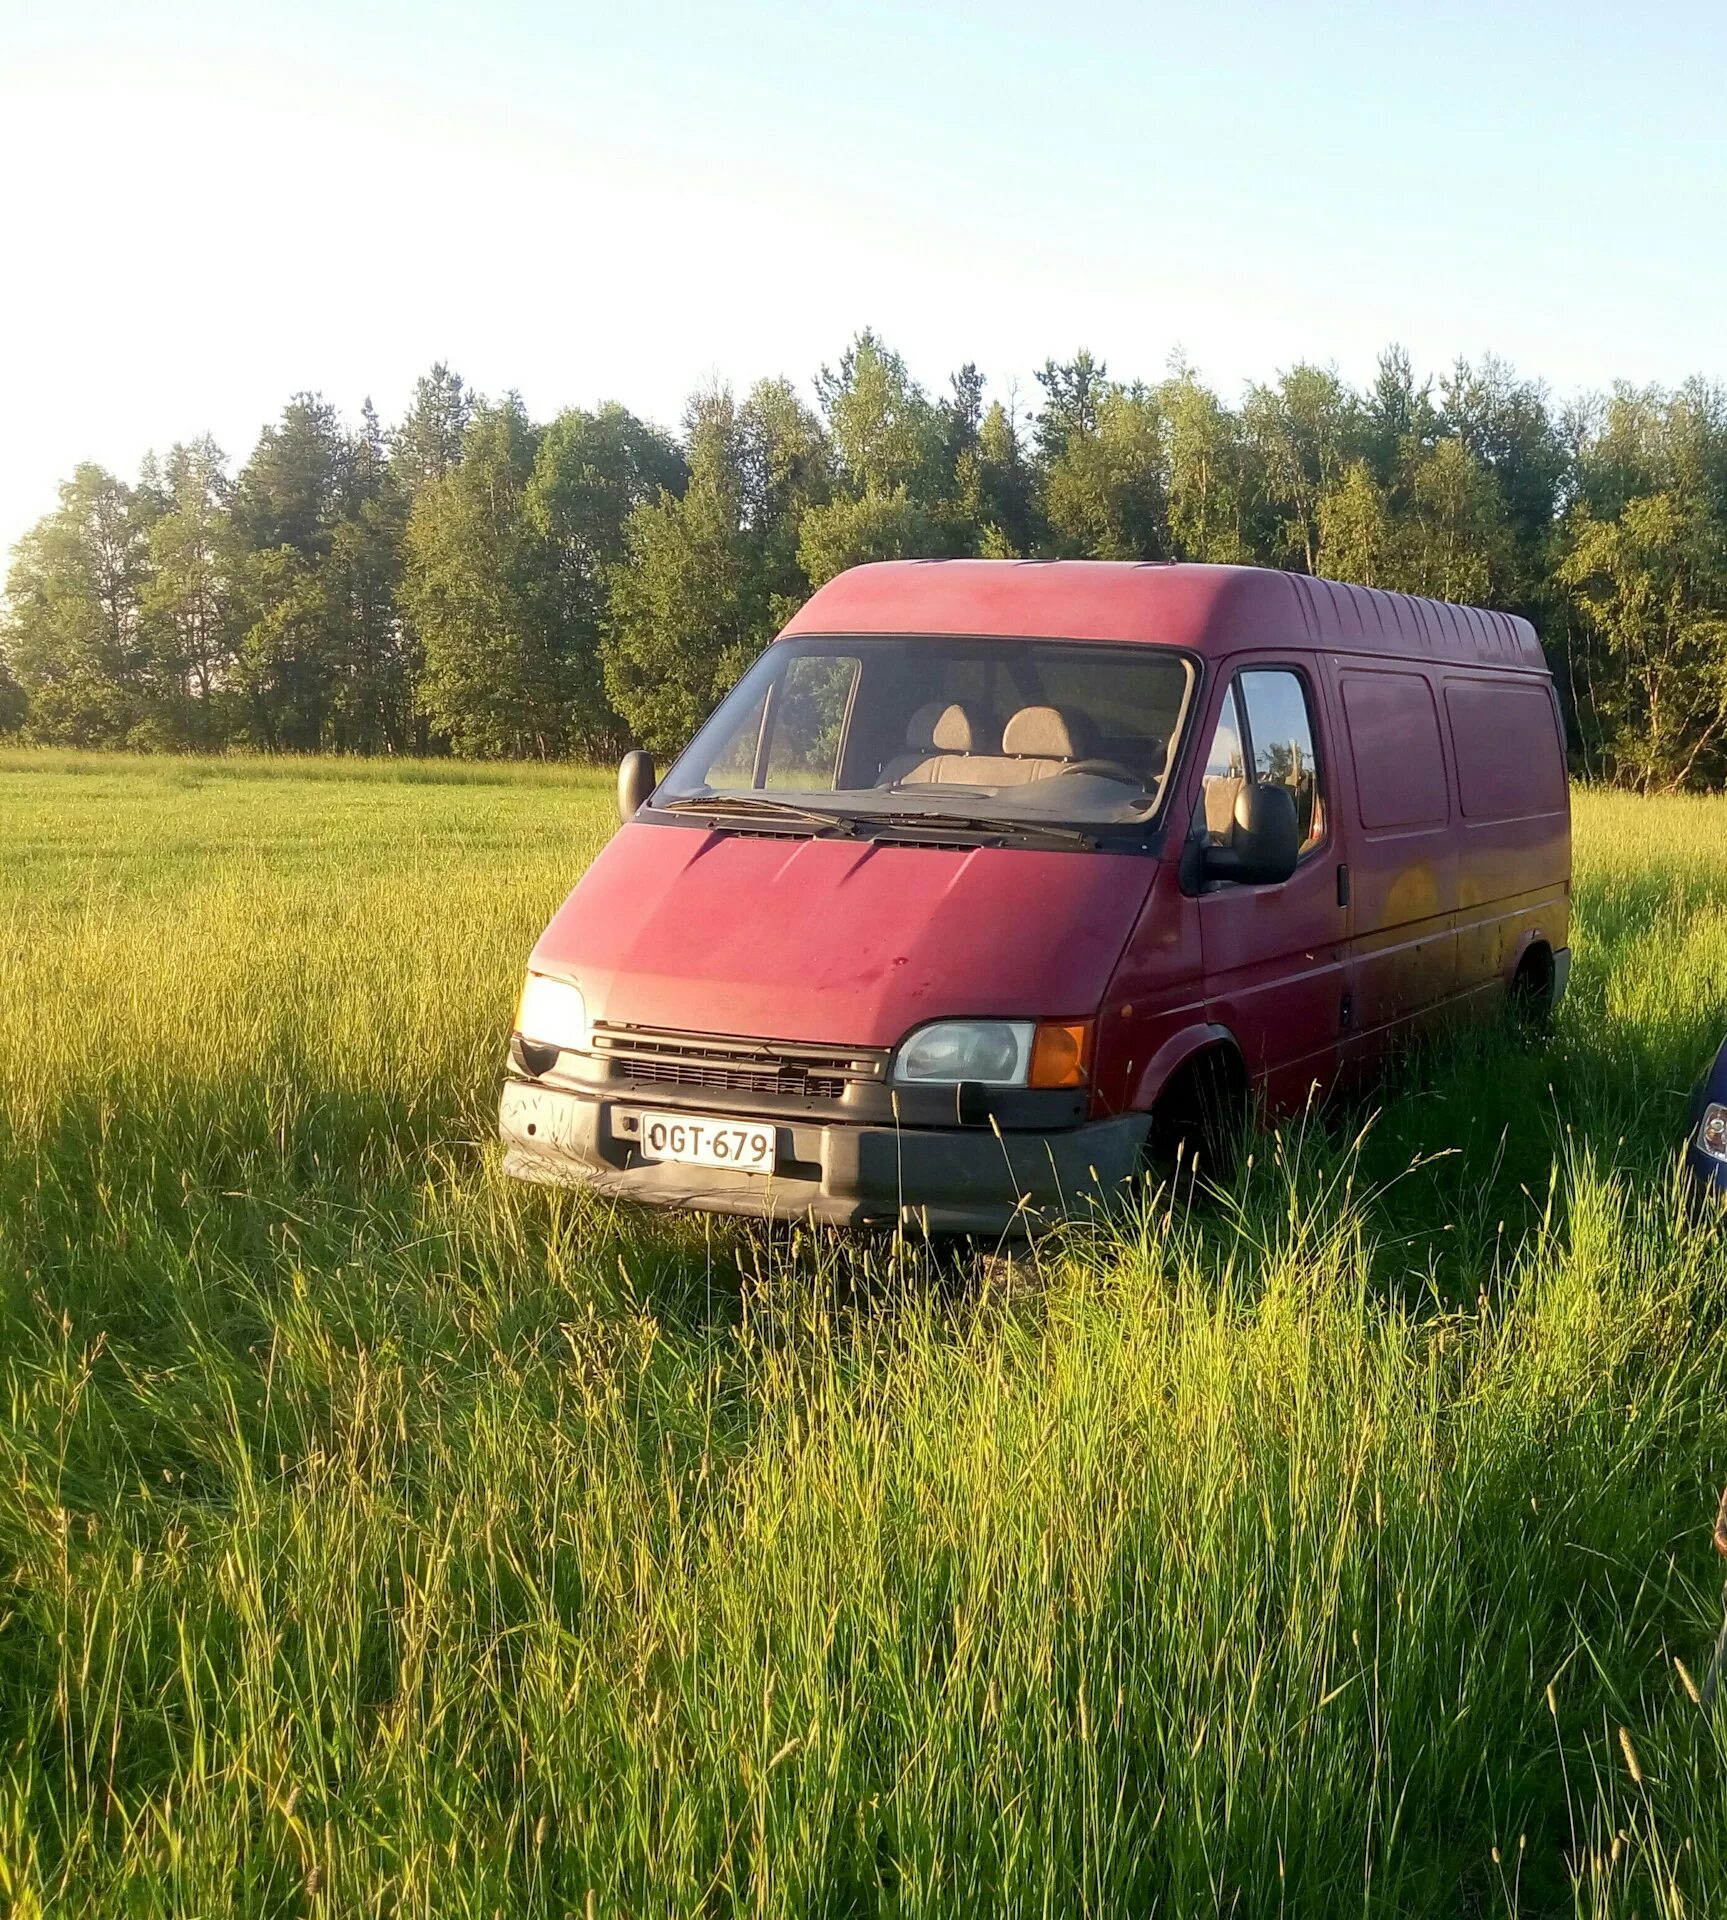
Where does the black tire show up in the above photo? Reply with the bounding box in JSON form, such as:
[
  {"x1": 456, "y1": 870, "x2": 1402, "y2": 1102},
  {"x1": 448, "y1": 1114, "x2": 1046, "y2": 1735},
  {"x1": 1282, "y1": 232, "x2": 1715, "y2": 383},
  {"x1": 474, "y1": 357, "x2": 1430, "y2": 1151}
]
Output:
[
  {"x1": 1144, "y1": 1048, "x2": 1248, "y2": 1189},
  {"x1": 1508, "y1": 943, "x2": 1556, "y2": 1036}
]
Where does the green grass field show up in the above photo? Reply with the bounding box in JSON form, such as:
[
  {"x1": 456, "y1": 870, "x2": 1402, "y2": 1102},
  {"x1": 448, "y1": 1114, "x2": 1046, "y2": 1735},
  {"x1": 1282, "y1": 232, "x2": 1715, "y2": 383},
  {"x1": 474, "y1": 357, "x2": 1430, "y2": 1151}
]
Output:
[{"x1": 3, "y1": 749, "x2": 1727, "y2": 1917}]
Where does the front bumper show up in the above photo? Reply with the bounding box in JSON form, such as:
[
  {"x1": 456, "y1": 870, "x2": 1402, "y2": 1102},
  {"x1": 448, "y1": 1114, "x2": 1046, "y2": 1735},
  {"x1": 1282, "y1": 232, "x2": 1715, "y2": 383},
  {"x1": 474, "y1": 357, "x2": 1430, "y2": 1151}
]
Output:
[{"x1": 498, "y1": 1078, "x2": 1149, "y2": 1234}]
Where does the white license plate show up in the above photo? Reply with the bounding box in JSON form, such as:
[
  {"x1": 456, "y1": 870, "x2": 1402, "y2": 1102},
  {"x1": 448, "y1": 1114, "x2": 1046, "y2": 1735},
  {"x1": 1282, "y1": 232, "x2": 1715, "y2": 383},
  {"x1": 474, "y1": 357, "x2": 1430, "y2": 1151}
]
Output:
[{"x1": 637, "y1": 1111, "x2": 776, "y2": 1174}]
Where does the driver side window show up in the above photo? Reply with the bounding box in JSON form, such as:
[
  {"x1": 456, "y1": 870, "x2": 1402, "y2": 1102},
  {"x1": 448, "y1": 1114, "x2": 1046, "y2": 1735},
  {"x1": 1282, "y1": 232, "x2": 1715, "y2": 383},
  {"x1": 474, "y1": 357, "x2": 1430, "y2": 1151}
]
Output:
[
  {"x1": 1197, "y1": 684, "x2": 1248, "y2": 847},
  {"x1": 1194, "y1": 669, "x2": 1325, "y2": 857}
]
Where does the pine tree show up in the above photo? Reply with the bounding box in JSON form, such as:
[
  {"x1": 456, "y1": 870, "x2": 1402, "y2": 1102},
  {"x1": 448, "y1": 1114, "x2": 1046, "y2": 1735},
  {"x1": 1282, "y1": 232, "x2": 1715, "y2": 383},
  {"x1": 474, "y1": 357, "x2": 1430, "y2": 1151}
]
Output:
[
  {"x1": 800, "y1": 333, "x2": 943, "y2": 581},
  {"x1": 402, "y1": 397, "x2": 573, "y2": 758},
  {"x1": 235, "y1": 394, "x2": 346, "y2": 557},
  {"x1": 814, "y1": 331, "x2": 942, "y2": 500},
  {"x1": 1034, "y1": 351, "x2": 1109, "y2": 464},
  {"x1": 140, "y1": 437, "x2": 242, "y2": 747},
  {"x1": 232, "y1": 395, "x2": 350, "y2": 748},
  {"x1": 1362, "y1": 345, "x2": 1437, "y2": 489},
  {"x1": 974, "y1": 398, "x2": 1035, "y2": 556},
  {"x1": 391, "y1": 364, "x2": 472, "y2": 501},
  {"x1": 1158, "y1": 367, "x2": 1258, "y2": 564},
  {"x1": 1041, "y1": 383, "x2": 1167, "y2": 560},
  {"x1": 737, "y1": 377, "x2": 832, "y2": 620},
  {"x1": 603, "y1": 386, "x2": 773, "y2": 756},
  {"x1": 527, "y1": 404, "x2": 686, "y2": 755},
  {"x1": 325, "y1": 403, "x2": 410, "y2": 753}
]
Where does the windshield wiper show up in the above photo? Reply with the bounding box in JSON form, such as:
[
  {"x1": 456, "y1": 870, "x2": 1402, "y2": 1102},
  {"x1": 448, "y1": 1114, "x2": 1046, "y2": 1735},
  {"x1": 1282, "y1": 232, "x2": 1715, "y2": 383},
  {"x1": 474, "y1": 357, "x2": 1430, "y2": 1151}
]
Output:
[
  {"x1": 661, "y1": 794, "x2": 1106, "y2": 850},
  {"x1": 862, "y1": 811, "x2": 1101, "y2": 850},
  {"x1": 659, "y1": 794, "x2": 860, "y2": 836}
]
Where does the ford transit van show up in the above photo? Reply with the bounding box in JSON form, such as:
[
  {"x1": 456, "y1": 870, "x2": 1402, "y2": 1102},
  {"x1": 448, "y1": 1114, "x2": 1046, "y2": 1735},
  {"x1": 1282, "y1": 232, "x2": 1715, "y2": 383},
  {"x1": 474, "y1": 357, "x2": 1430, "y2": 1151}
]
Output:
[{"x1": 500, "y1": 561, "x2": 1570, "y2": 1233}]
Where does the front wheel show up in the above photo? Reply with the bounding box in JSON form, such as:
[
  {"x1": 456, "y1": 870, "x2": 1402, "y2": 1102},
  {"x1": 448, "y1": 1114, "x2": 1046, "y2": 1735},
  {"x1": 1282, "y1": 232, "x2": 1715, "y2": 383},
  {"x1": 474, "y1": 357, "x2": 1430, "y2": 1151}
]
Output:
[{"x1": 1143, "y1": 1049, "x2": 1248, "y2": 1190}]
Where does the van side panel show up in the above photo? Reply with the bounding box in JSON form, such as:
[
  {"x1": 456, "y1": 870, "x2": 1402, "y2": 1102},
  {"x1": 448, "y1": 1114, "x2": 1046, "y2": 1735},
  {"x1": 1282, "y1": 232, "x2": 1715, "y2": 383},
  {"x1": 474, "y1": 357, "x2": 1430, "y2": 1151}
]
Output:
[
  {"x1": 1444, "y1": 675, "x2": 1571, "y2": 993},
  {"x1": 1333, "y1": 664, "x2": 1460, "y2": 1043},
  {"x1": 1094, "y1": 859, "x2": 1208, "y2": 1116},
  {"x1": 1445, "y1": 681, "x2": 1568, "y2": 820}
]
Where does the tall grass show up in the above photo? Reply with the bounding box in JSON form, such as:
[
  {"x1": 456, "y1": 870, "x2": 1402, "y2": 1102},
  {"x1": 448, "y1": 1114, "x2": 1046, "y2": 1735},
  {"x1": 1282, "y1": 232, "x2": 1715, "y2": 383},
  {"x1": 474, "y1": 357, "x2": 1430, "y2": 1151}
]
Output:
[{"x1": 2, "y1": 752, "x2": 1725, "y2": 1915}]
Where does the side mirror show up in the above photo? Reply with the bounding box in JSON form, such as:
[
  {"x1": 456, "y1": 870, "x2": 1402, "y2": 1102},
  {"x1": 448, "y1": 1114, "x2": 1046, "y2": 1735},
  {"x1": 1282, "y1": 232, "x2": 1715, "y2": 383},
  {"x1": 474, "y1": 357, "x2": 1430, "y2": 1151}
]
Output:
[
  {"x1": 1204, "y1": 782, "x2": 1299, "y2": 887},
  {"x1": 617, "y1": 750, "x2": 657, "y2": 823}
]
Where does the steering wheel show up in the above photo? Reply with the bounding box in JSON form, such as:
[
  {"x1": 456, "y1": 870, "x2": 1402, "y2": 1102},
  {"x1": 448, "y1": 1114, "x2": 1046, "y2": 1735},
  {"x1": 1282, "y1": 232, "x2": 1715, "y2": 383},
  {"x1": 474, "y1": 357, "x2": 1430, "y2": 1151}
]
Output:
[{"x1": 1058, "y1": 757, "x2": 1153, "y2": 792}]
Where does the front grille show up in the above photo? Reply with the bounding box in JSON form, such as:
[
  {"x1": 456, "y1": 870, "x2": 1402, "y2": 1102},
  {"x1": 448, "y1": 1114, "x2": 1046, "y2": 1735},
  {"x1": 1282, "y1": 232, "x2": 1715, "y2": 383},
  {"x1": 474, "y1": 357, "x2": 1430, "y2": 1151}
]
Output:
[
  {"x1": 611, "y1": 1057, "x2": 849, "y2": 1099},
  {"x1": 591, "y1": 1024, "x2": 888, "y2": 1103}
]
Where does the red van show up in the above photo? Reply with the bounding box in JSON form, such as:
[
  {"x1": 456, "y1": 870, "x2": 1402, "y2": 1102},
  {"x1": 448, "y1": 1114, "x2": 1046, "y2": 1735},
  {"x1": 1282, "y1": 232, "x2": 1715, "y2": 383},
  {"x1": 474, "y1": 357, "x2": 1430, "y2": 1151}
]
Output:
[{"x1": 500, "y1": 562, "x2": 1570, "y2": 1233}]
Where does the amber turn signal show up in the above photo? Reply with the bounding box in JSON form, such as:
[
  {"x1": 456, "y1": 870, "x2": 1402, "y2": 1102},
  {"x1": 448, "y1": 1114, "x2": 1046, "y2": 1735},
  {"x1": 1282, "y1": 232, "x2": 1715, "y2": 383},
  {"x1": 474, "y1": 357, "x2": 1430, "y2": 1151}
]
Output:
[{"x1": 1028, "y1": 1019, "x2": 1093, "y2": 1089}]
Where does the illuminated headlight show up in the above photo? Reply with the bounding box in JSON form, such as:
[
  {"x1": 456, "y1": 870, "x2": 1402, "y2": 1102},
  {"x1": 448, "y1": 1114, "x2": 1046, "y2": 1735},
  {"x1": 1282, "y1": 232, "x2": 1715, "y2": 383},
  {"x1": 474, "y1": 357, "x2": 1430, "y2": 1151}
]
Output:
[
  {"x1": 894, "y1": 1020, "x2": 1034, "y2": 1086},
  {"x1": 515, "y1": 973, "x2": 589, "y2": 1053},
  {"x1": 1697, "y1": 1103, "x2": 1727, "y2": 1162}
]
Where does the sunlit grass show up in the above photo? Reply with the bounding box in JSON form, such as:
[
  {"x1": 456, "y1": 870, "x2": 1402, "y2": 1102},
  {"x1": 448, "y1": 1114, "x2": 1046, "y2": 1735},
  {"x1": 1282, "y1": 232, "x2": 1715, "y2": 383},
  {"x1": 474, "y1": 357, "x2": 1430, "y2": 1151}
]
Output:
[{"x1": 2, "y1": 751, "x2": 1726, "y2": 1916}]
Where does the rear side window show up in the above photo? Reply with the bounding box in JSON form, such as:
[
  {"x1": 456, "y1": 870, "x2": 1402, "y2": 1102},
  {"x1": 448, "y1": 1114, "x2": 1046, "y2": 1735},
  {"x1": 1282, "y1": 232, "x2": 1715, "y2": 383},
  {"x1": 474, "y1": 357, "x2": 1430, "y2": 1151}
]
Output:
[
  {"x1": 1340, "y1": 671, "x2": 1449, "y2": 830},
  {"x1": 1444, "y1": 681, "x2": 1566, "y2": 819}
]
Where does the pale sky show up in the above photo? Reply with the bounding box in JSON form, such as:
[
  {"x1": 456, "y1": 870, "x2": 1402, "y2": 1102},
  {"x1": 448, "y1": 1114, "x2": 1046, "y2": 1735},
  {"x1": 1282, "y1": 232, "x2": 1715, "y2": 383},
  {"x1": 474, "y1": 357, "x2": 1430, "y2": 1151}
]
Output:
[{"x1": 3, "y1": 0, "x2": 1726, "y2": 569}]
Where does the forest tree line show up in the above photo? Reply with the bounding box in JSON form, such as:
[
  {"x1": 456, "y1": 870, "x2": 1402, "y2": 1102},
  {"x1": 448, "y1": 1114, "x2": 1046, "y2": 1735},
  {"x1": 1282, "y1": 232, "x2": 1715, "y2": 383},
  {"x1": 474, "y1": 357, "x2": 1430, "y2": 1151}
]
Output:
[{"x1": 4, "y1": 335, "x2": 1727, "y2": 789}]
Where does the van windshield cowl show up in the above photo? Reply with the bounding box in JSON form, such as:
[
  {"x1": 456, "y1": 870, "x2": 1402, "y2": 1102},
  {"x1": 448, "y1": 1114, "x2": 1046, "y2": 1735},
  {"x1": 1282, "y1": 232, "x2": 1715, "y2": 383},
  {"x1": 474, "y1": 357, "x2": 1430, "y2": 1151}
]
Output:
[{"x1": 651, "y1": 634, "x2": 1198, "y2": 838}]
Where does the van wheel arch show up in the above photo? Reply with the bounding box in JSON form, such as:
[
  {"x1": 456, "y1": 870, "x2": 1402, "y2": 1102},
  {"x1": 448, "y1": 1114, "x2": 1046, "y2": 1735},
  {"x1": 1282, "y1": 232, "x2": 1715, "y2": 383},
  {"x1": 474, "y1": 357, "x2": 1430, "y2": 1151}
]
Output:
[{"x1": 1144, "y1": 1041, "x2": 1249, "y2": 1185}]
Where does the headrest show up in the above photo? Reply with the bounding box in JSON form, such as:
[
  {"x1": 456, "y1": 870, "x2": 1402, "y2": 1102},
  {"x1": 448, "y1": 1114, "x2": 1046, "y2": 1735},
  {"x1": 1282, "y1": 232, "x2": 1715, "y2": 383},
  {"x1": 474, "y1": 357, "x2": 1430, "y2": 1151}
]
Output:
[
  {"x1": 905, "y1": 701, "x2": 977, "y2": 753},
  {"x1": 1002, "y1": 704, "x2": 1085, "y2": 758}
]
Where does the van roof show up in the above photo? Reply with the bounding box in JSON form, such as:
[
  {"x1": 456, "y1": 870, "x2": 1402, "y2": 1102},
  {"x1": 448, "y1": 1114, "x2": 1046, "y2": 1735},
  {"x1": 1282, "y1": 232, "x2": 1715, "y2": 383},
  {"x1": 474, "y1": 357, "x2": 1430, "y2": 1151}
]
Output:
[{"x1": 782, "y1": 560, "x2": 1546, "y2": 674}]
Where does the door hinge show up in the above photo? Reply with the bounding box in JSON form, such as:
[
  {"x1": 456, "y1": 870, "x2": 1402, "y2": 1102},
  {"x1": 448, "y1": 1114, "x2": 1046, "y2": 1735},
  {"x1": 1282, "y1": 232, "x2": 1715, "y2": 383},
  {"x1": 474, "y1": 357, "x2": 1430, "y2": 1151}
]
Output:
[{"x1": 1339, "y1": 991, "x2": 1353, "y2": 1031}]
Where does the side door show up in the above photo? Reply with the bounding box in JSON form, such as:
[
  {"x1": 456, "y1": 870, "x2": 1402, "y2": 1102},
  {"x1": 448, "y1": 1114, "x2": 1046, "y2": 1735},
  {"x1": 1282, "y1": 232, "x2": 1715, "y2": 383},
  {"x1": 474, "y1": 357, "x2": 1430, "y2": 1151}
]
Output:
[
  {"x1": 1188, "y1": 662, "x2": 1351, "y2": 1113},
  {"x1": 1440, "y1": 673, "x2": 1571, "y2": 1005},
  {"x1": 1329, "y1": 663, "x2": 1460, "y2": 1061}
]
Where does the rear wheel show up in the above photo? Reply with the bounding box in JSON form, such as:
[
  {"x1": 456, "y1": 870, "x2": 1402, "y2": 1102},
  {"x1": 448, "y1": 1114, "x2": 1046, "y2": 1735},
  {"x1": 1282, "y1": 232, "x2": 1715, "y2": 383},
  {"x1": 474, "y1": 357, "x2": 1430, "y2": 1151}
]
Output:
[
  {"x1": 1509, "y1": 942, "x2": 1557, "y2": 1035},
  {"x1": 1144, "y1": 1047, "x2": 1248, "y2": 1190}
]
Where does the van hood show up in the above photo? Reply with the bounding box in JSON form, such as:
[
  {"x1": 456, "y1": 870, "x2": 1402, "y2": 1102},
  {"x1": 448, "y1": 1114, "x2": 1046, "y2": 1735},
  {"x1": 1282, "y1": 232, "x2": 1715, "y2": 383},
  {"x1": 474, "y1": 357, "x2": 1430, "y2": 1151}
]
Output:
[{"x1": 530, "y1": 821, "x2": 1156, "y2": 1049}]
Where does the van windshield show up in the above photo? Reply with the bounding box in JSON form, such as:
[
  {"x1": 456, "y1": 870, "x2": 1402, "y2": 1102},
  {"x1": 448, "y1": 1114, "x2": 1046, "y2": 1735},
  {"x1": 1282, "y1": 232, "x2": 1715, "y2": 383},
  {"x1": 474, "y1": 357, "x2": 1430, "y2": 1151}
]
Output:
[{"x1": 654, "y1": 636, "x2": 1196, "y2": 834}]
